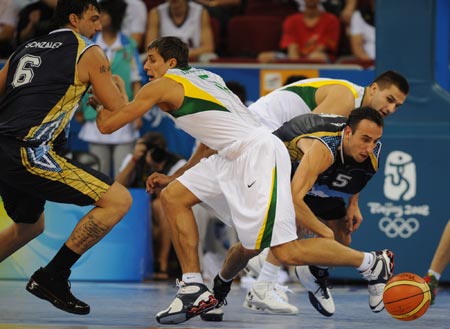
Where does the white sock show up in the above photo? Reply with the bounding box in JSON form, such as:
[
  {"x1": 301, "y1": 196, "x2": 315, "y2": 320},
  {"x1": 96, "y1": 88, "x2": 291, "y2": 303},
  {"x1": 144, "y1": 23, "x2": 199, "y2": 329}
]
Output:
[
  {"x1": 182, "y1": 272, "x2": 203, "y2": 284},
  {"x1": 428, "y1": 269, "x2": 441, "y2": 281},
  {"x1": 256, "y1": 260, "x2": 280, "y2": 283},
  {"x1": 357, "y1": 252, "x2": 374, "y2": 272}
]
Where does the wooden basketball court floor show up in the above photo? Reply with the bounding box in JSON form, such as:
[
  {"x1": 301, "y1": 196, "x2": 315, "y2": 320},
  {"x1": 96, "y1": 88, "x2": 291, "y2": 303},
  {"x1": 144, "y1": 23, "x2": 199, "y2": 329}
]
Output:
[{"x1": 1, "y1": 279, "x2": 449, "y2": 329}]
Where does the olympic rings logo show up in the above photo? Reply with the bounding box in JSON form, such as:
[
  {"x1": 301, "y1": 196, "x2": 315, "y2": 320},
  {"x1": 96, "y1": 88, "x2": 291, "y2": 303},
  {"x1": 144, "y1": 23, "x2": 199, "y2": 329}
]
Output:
[{"x1": 378, "y1": 217, "x2": 420, "y2": 238}]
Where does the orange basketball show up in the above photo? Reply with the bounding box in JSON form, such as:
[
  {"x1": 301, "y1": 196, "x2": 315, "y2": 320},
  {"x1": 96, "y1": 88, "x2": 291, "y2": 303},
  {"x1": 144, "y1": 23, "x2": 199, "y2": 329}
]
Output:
[{"x1": 383, "y1": 272, "x2": 431, "y2": 321}]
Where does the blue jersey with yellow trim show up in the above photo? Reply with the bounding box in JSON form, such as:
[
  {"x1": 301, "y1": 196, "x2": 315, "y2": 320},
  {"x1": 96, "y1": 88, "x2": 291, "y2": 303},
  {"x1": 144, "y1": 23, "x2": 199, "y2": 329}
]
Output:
[
  {"x1": 273, "y1": 113, "x2": 381, "y2": 198},
  {"x1": 0, "y1": 29, "x2": 95, "y2": 145}
]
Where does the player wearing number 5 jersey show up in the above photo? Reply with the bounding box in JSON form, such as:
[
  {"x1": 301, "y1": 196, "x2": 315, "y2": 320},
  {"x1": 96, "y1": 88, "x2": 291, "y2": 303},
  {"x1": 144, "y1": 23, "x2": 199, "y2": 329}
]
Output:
[
  {"x1": 274, "y1": 112, "x2": 381, "y2": 201},
  {"x1": 0, "y1": 0, "x2": 132, "y2": 316},
  {"x1": 275, "y1": 109, "x2": 384, "y2": 316},
  {"x1": 237, "y1": 71, "x2": 409, "y2": 318}
]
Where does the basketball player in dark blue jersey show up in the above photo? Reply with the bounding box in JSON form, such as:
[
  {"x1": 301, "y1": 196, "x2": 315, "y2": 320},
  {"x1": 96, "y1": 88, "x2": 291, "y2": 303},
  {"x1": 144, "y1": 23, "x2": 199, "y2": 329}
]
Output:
[
  {"x1": 0, "y1": 0, "x2": 132, "y2": 315},
  {"x1": 245, "y1": 107, "x2": 387, "y2": 316}
]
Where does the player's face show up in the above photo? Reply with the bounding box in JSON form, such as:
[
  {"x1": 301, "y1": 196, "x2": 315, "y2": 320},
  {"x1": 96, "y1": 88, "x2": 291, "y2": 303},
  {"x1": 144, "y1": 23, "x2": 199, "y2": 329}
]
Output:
[
  {"x1": 369, "y1": 83, "x2": 407, "y2": 117},
  {"x1": 144, "y1": 48, "x2": 174, "y2": 81},
  {"x1": 77, "y1": 5, "x2": 102, "y2": 39},
  {"x1": 344, "y1": 119, "x2": 383, "y2": 163}
]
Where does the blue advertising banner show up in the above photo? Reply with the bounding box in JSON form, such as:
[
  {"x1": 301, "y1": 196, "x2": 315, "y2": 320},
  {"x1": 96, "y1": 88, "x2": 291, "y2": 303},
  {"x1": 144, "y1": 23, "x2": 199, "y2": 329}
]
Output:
[
  {"x1": 0, "y1": 189, "x2": 151, "y2": 281},
  {"x1": 333, "y1": 128, "x2": 450, "y2": 283}
]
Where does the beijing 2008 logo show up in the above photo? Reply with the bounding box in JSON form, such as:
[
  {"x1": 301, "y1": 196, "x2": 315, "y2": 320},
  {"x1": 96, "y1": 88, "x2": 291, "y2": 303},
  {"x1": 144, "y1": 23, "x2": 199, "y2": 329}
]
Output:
[{"x1": 367, "y1": 151, "x2": 429, "y2": 239}]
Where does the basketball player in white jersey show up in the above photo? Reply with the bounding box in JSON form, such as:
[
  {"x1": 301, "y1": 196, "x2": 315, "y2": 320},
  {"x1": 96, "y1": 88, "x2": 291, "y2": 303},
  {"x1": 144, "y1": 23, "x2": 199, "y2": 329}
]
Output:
[
  {"x1": 249, "y1": 71, "x2": 408, "y2": 132},
  {"x1": 96, "y1": 36, "x2": 395, "y2": 325}
]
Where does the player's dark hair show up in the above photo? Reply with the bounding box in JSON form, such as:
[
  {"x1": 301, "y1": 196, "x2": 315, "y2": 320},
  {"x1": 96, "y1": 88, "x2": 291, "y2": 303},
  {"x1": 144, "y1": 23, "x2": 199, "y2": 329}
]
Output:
[
  {"x1": 54, "y1": 0, "x2": 100, "y2": 28},
  {"x1": 372, "y1": 70, "x2": 410, "y2": 95},
  {"x1": 346, "y1": 106, "x2": 384, "y2": 132},
  {"x1": 284, "y1": 75, "x2": 308, "y2": 86},
  {"x1": 147, "y1": 37, "x2": 189, "y2": 69},
  {"x1": 98, "y1": 0, "x2": 127, "y2": 33},
  {"x1": 226, "y1": 81, "x2": 247, "y2": 104}
]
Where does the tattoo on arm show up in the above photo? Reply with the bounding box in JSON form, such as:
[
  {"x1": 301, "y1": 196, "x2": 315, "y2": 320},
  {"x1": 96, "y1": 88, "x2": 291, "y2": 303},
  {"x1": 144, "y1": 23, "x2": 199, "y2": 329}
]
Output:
[
  {"x1": 70, "y1": 214, "x2": 109, "y2": 252},
  {"x1": 99, "y1": 65, "x2": 111, "y2": 74}
]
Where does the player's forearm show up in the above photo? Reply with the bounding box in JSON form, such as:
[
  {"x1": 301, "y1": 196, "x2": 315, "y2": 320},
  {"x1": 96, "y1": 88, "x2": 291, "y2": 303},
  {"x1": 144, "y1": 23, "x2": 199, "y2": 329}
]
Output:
[
  {"x1": 348, "y1": 193, "x2": 359, "y2": 206},
  {"x1": 294, "y1": 200, "x2": 334, "y2": 239}
]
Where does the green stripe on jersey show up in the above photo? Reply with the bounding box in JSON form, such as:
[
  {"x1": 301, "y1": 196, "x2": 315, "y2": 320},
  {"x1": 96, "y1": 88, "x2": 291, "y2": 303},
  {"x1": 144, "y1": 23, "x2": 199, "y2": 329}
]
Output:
[
  {"x1": 170, "y1": 96, "x2": 230, "y2": 118},
  {"x1": 282, "y1": 86, "x2": 318, "y2": 110}
]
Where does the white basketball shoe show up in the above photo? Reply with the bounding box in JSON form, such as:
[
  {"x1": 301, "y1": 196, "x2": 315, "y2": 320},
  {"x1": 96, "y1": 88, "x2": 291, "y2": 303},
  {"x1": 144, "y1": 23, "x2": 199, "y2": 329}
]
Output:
[
  {"x1": 243, "y1": 281, "x2": 298, "y2": 314},
  {"x1": 295, "y1": 265, "x2": 335, "y2": 317},
  {"x1": 360, "y1": 249, "x2": 395, "y2": 313}
]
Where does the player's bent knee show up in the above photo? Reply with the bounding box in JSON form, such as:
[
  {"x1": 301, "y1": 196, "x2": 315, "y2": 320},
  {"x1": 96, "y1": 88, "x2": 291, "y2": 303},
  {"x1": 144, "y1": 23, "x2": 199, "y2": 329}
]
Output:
[
  {"x1": 114, "y1": 187, "x2": 132, "y2": 216},
  {"x1": 159, "y1": 187, "x2": 172, "y2": 209},
  {"x1": 160, "y1": 183, "x2": 197, "y2": 210},
  {"x1": 31, "y1": 215, "x2": 45, "y2": 237},
  {"x1": 102, "y1": 183, "x2": 132, "y2": 218},
  {"x1": 271, "y1": 241, "x2": 307, "y2": 266}
]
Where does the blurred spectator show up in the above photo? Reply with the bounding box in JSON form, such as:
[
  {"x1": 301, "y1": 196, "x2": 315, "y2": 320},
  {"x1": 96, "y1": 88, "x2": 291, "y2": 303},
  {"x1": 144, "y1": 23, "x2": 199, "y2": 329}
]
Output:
[
  {"x1": 16, "y1": 0, "x2": 57, "y2": 46},
  {"x1": 294, "y1": 0, "x2": 357, "y2": 25},
  {"x1": 116, "y1": 132, "x2": 186, "y2": 280},
  {"x1": 349, "y1": 0, "x2": 375, "y2": 60},
  {"x1": 122, "y1": 0, "x2": 148, "y2": 51},
  {"x1": 196, "y1": 0, "x2": 241, "y2": 6},
  {"x1": 258, "y1": 0, "x2": 340, "y2": 63},
  {"x1": 244, "y1": 0, "x2": 298, "y2": 16},
  {"x1": 0, "y1": 0, "x2": 19, "y2": 58},
  {"x1": 195, "y1": 0, "x2": 243, "y2": 54},
  {"x1": 76, "y1": 0, "x2": 143, "y2": 177},
  {"x1": 145, "y1": 0, "x2": 217, "y2": 62}
]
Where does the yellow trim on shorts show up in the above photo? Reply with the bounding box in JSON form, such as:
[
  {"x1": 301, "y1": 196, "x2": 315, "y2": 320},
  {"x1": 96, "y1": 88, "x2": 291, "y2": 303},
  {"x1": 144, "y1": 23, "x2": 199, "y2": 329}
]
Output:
[{"x1": 20, "y1": 147, "x2": 110, "y2": 201}]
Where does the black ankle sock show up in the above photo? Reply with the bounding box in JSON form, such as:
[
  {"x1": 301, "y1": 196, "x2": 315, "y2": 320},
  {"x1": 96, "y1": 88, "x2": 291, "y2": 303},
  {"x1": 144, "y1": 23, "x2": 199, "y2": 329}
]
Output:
[{"x1": 44, "y1": 244, "x2": 81, "y2": 275}]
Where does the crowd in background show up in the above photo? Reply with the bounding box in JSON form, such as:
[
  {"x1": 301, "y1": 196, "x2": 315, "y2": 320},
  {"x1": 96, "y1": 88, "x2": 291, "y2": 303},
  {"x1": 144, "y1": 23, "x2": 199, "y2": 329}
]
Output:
[
  {"x1": 0, "y1": 0, "x2": 376, "y2": 63},
  {"x1": 0, "y1": 0, "x2": 376, "y2": 280}
]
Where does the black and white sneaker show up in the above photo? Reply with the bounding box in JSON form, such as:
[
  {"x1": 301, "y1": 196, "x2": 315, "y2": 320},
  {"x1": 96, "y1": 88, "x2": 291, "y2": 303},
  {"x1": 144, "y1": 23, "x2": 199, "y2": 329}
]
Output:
[
  {"x1": 199, "y1": 306, "x2": 224, "y2": 321},
  {"x1": 200, "y1": 274, "x2": 232, "y2": 322},
  {"x1": 26, "y1": 267, "x2": 90, "y2": 315},
  {"x1": 156, "y1": 280, "x2": 218, "y2": 324},
  {"x1": 360, "y1": 250, "x2": 394, "y2": 313},
  {"x1": 295, "y1": 265, "x2": 335, "y2": 317}
]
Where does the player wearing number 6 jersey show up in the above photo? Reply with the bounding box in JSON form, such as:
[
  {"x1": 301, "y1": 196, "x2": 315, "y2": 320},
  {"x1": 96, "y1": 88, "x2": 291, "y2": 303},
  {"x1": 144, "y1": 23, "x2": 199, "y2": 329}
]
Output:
[{"x1": 0, "y1": 0, "x2": 132, "y2": 315}]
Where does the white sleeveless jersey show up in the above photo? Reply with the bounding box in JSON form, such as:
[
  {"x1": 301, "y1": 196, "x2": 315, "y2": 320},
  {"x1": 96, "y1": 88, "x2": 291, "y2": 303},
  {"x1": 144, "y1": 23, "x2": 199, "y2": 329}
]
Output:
[
  {"x1": 248, "y1": 77, "x2": 365, "y2": 131},
  {"x1": 164, "y1": 67, "x2": 263, "y2": 152},
  {"x1": 158, "y1": 2, "x2": 203, "y2": 48}
]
